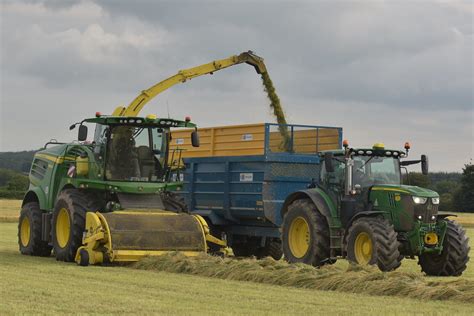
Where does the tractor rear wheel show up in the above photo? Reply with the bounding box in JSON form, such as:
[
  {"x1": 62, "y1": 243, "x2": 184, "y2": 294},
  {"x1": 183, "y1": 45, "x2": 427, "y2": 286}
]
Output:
[
  {"x1": 282, "y1": 199, "x2": 330, "y2": 266},
  {"x1": 18, "y1": 202, "x2": 52, "y2": 256},
  {"x1": 52, "y1": 189, "x2": 100, "y2": 262},
  {"x1": 418, "y1": 220, "x2": 470, "y2": 276},
  {"x1": 346, "y1": 217, "x2": 401, "y2": 271}
]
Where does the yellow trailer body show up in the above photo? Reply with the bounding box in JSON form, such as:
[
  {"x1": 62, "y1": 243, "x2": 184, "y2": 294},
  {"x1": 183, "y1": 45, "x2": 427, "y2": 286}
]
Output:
[{"x1": 170, "y1": 123, "x2": 342, "y2": 160}]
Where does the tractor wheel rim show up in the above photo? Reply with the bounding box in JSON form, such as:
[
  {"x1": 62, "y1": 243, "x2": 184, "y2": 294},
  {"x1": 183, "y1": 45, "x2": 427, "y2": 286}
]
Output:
[
  {"x1": 56, "y1": 208, "x2": 71, "y2": 248},
  {"x1": 20, "y1": 216, "x2": 31, "y2": 247},
  {"x1": 288, "y1": 216, "x2": 310, "y2": 258},
  {"x1": 354, "y1": 232, "x2": 373, "y2": 265}
]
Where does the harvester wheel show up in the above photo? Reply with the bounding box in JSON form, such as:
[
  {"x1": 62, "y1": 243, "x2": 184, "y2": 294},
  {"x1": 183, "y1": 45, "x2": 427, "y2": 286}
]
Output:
[
  {"x1": 52, "y1": 189, "x2": 100, "y2": 262},
  {"x1": 418, "y1": 220, "x2": 470, "y2": 276},
  {"x1": 257, "y1": 239, "x2": 283, "y2": 260},
  {"x1": 282, "y1": 199, "x2": 330, "y2": 266},
  {"x1": 18, "y1": 202, "x2": 52, "y2": 256},
  {"x1": 346, "y1": 217, "x2": 401, "y2": 271}
]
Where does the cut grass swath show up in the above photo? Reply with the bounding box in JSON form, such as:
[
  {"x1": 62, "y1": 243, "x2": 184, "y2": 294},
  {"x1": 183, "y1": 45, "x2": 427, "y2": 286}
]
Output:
[{"x1": 133, "y1": 253, "x2": 474, "y2": 303}]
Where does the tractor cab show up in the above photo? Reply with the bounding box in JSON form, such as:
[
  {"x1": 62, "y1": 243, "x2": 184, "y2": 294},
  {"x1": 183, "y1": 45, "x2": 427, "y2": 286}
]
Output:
[{"x1": 70, "y1": 114, "x2": 199, "y2": 185}]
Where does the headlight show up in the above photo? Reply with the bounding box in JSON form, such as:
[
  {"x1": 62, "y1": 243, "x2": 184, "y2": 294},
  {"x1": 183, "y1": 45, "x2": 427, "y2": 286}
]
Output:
[
  {"x1": 412, "y1": 196, "x2": 428, "y2": 204},
  {"x1": 432, "y1": 197, "x2": 440, "y2": 205}
]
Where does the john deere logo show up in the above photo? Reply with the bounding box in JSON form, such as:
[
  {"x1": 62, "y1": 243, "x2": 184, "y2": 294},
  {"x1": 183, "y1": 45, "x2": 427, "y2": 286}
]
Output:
[{"x1": 395, "y1": 194, "x2": 401, "y2": 202}]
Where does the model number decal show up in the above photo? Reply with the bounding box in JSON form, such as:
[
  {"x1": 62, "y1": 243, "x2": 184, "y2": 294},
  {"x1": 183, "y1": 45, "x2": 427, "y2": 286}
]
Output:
[
  {"x1": 240, "y1": 173, "x2": 253, "y2": 182},
  {"x1": 241, "y1": 134, "x2": 253, "y2": 141}
]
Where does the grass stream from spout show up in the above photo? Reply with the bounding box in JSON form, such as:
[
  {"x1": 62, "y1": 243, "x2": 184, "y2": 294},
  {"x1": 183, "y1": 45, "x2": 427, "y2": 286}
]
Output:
[{"x1": 260, "y1": 71, "x2": 291, "y2": 151}]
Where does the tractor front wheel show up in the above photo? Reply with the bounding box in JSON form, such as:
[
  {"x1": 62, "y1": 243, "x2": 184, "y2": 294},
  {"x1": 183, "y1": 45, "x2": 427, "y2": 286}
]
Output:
[
  {"x1": 18, "y1": 202, "x2": 52, "y2": 256},
  {"x1": 418, "y1": 220, "x2": 470, "y2": 276},
  {"x1": 346, "y1": 217, "x2": 401, "y2": 272},
  {"x1": 282, "y1": 199, "x2": 330, "y2": 266},
  {"x1": 52, "y1": 189, "x2": 97, "y2": 262}
]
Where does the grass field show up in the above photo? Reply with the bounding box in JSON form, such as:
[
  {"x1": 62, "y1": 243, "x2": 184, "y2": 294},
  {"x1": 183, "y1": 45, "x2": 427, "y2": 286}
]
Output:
[{"x1": 1, "y1": 199, "x2": 473, "y2": 314}]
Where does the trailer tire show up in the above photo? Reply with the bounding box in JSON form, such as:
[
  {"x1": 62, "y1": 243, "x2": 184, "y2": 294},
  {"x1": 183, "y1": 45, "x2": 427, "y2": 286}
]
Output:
[
  {"x1": 282, "y1": 199, "x2": 330, "y2": 266},
  {"x1": 257, "y1": 239, "x2": 283, "y2": 260},
  {"x1": 52, "y1": 189, "x2": 100, "y2": 262},
  {"x1": 18, "y1": 202, "x2": 52, "y2": 257},
  {"x1": 346, "y1": 217, "x2": 401, "y2": 272},
  {"x1": 418, "y1": 220, "x2": 470, "y2": 276}
]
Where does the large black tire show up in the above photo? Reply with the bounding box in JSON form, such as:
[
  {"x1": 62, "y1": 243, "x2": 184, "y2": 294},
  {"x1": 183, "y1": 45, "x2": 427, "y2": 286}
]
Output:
[
  {"x1": 257, "y1": 239, "x2": 283, "y2": 260},
  {"x1": 346, "y1": 217, "x2": 401, "y2": 272},
  {"x1": 418, "y1": 220, "x2": 470, "y2": 276},
  {"x1": 52, "y1": 189, "x2": 100, "y2": 262},
  {"x1": 18, "y1": 202, "x2": 52, "y2": 256},
  {"x1": 282, "y1": 199, "x2": 330, "y2": 266},
  {"x1": 232, "y1": 238, "x2": 283, "y2": 260}
]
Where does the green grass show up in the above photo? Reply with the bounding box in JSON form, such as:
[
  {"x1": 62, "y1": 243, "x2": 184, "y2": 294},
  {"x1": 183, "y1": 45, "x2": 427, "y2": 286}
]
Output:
[{"x1": 0, "y1": 223, "x2": 473, "y2": 315}]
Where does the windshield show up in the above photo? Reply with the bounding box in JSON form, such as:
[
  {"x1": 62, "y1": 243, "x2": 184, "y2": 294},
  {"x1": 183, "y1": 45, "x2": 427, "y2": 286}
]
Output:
[
  {"x1": 105, "y1": 125, "x2": 168, "y2": 182},
  {"x1": 353, "y1": 156, "x2": 401, "y2": 188}
]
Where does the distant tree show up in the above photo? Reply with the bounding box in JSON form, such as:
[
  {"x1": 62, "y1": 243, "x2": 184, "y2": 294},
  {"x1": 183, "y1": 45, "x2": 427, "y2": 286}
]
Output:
[
  {"x1": 453, "y1": 163, "x2": 474, "y2": 212},
  {"x1": 0, "y1": 168, "x2": 17, "y2": 187},
  {"x1": 6, "y1": 174, "x2": 29, "y2": 191},
  {"x1": 404, "y1": 172, "x2": 430, "y2": 188},
  {"x1": 439, "y1": 193, "x2": 455, "y2": 212},
  {"x1": 434, "y1": 180, "x2": 460, "y2": 195}
]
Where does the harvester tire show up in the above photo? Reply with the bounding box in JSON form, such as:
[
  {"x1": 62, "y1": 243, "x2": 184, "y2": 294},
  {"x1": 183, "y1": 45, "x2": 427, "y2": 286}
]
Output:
[
  {"x1": 346, "y1": 217, "x2": 401, "y2": 272},
  {"x1": 18, "y1": 202, "x2": 52, "y2": 257},
  {"x1": 418, "y1": 220, "x2": 470, "y2": 276},
  {"x1": 257, "y1": 240, "x2": 283, "y2": 260},
  {"x1": 282, "y1": 199, "x2": 330, "y2": 266},
  {"x1": 52, "y1": 189, "x2": 100, "y2": 262}
]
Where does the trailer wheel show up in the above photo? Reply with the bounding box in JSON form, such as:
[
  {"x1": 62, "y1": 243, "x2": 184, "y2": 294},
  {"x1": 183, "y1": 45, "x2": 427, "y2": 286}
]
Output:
[
  {"x1": 253, "y1": 239, "x2": 283, "y2": 260},
  {"x1": 18, "y1": 202, "x2": 52, "y2": 256},
  {"x1": 418, "y1": 220, "x2": 469, "y2": 276},
  {"x1": 52, "y1": 189, "x2": 100, "y2": 262},
  {"x1": 282, "y1": 199, "x2": 330, "y2": 266},
  {"x1": 346, "y1": 217, "x2": 401, "y2": 271}
]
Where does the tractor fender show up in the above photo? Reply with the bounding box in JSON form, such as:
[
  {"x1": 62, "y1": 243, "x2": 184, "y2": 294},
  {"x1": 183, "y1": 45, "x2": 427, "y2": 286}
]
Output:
[
  {"x1": 342, "y1": 211, "x2": 387, "y2": 243},
  {"x1": 22, "y1": 188, "x2": 47, "y2": 210},
  {"x1": 281, "y1": 189, "x2": 335, "y2": 224}
]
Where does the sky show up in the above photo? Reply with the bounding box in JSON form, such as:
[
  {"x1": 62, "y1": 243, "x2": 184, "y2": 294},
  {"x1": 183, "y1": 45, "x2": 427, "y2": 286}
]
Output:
[{"x1": 0, "y1": 0, "x2": 472, "y2": 171}]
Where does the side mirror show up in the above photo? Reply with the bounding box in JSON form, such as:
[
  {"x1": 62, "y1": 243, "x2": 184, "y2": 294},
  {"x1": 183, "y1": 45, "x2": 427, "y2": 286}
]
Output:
[
  {"x1": 324, "y1": 153, "x2": 334, "y2": 172},
  {"x1": 191, "y1": 130, "x2": 200, "y2": 147},
  {"x1": 78, "y1": 125, "x2": 88, "y2": 141},
  {"x1": 421, "y1": 154, "x2": 429, "y2": 175}
]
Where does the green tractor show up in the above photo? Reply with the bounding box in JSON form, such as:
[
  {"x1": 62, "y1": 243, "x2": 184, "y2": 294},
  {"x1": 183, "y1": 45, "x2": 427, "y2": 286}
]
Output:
[{"x1": 281, "y1": 141, "x2": 470, "y2": 275}]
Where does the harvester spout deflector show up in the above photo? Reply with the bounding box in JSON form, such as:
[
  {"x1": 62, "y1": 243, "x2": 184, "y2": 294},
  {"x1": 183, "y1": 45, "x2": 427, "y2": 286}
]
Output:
[{"x1": 237, "y1": 51, "x2": 267, "y2": 74}]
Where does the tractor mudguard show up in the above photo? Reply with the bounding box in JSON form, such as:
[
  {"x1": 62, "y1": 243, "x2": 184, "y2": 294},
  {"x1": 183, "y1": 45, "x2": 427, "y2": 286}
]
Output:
[
  {"x1": 436, "y1": 213, "x2": 457, "y2": 219},
  {"x1": 281, "y1": 189, "x2": 335, "y2": 224},
  {"x1": 22, "y1": 188, "x2": 48, "y2": 210},
  {"x1": 343, "y1": 211, "x2": 388, "y2": 240}
]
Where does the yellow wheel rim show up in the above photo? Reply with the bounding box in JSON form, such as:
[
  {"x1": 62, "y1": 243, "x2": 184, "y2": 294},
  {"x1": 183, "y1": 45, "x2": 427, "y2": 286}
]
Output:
[
  {"x1": 56, "y1": 208, "x2": 71, "y2": 248},
  {"x1": 288, "y1": 216, "x2": 310, "y2": 258},
  {"x1": 354, "y1": 232, "x2": 373, "y2": 265},
  {"x1": 20, "y1": 216, "x2": 31, "y2": 247}
]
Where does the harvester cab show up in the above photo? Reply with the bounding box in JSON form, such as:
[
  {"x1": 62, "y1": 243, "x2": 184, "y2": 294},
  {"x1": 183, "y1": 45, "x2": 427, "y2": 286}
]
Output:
[{"x1": 282, "y1": 140, "x2": 469, "y2": 276}]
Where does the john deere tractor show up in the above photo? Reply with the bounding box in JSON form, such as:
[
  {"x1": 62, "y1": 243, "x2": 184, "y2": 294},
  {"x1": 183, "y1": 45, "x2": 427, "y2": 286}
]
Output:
[{"x1": 281, "y1": 142, "x2": 470, "y2": 275}]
